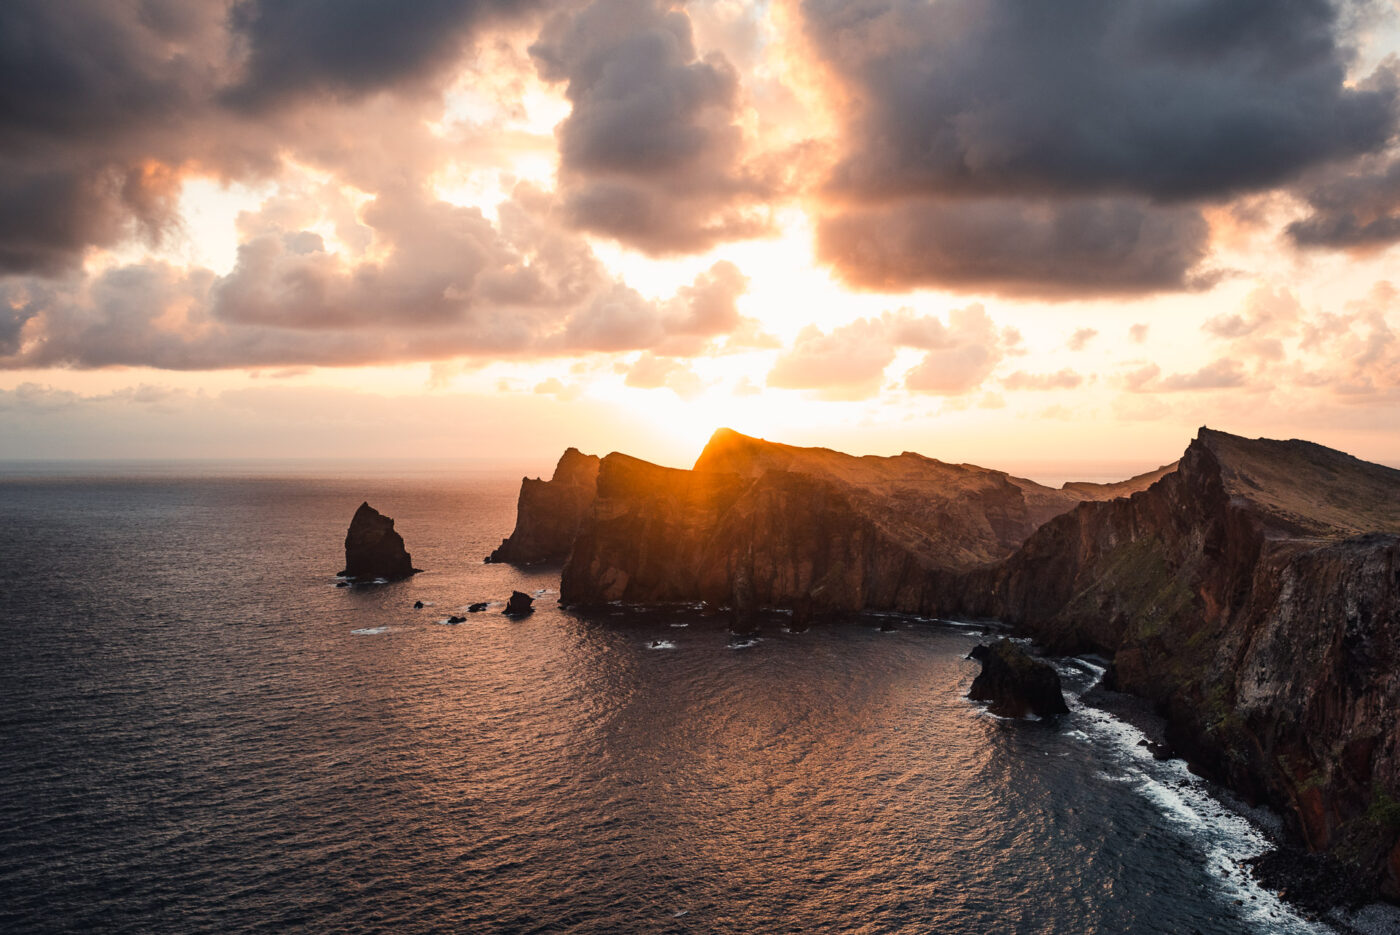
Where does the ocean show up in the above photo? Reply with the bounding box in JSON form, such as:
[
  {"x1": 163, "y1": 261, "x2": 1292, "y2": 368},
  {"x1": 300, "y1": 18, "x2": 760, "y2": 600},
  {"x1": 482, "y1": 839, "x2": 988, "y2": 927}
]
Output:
[{"x1": 0, "y1": 469, "x2": 1372, "y2": 933}]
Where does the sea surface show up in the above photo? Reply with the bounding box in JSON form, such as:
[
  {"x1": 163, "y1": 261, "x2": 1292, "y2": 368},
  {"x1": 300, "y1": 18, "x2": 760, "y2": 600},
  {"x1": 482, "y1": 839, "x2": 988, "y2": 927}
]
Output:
[{"x1": 0, "y1": 470, "x2": 1366, "y2": 933}]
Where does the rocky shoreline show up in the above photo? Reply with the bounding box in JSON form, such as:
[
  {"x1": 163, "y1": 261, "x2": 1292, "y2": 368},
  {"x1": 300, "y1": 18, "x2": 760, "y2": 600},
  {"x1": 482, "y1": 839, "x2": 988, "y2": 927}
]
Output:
[{"x1": 494, "y1": 426, "x2": 1400, "y2": 903}]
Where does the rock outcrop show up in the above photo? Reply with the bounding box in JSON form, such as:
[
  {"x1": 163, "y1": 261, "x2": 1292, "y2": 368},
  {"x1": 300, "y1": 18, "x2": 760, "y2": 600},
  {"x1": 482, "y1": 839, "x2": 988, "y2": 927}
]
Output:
[
  {"x1": 503, "y1": 591, "x2": 534, "y2": 616},
  {"x1": 967, "y1": 639, "x2": 1070, "y2": 718},
  {"x1": 964, "y1": 428, "x2": 1400, "y2": 898},
  {"x1": 487, "y1": 448, "x2": 600, "y2": 564},
  {"x1": 340, "y1": 502, "x2": 417, "y2": 581}
]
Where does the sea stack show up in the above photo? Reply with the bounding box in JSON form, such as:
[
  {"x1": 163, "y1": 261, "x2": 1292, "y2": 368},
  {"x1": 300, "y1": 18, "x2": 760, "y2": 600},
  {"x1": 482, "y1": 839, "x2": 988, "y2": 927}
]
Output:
[
  {"x1": 503, "y1": 591, "x2": 534, "y2": 616},
  {"x1": 340, "y1": 502, "x2": 417, "y2": 581},
  {"x1": 967, "y1": 639, "x2": 1070, "y2": 719}
]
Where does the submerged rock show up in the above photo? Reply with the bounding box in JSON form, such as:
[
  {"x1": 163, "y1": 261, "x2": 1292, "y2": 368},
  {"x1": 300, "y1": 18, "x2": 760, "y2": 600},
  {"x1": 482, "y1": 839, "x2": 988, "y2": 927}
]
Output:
[
  {"x1": 967, "y1": 639, "x2": 1070, "y2": 719},
  {"x1": 339, "y1": 502, "x2": 417, "y2": 581},
  {"x1": 503, "y1": 591, "x2": 534, "y2": 617}
]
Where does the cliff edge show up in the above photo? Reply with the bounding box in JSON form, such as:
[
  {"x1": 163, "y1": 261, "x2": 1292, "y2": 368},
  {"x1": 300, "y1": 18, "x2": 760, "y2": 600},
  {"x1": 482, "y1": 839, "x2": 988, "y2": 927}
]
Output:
[
  {"x1": 487, "y1": 447, "x2": 600, "y2": 564},
  {"x1": 560, "y1": 429, "x2": 1162, "y2": 612}
]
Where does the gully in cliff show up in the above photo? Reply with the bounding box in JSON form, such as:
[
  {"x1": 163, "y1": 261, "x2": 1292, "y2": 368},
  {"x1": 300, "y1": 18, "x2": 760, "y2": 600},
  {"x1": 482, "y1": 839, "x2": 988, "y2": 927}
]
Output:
[{"x1": 339, "y1": 502, "x2": 419, "y2": 582}]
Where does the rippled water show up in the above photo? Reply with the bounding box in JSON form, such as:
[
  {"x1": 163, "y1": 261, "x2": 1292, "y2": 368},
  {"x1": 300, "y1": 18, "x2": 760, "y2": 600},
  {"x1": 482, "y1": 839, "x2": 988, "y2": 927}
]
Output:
[{"x1": 0, "y1": 472, "x2": 1340, "y2": 933}]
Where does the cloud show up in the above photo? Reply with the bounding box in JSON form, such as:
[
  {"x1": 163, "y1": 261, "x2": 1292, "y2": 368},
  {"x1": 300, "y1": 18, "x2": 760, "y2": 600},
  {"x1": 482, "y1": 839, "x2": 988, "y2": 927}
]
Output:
[
  {"x1": 624, "y1": 353, "x2": 705, "y2": 398},
  {"x1": 225, "y1": 0, "x2": 547, "y2": 109},
  {"x1": 767, "y1": 317, "x2": 895, "y2": 399},
  {"x1": 1129, "y1": 323, "x2": 1149, "y2": 343},
  {"x1": 1203, "y1": 285, "x2": 1301, "y2": 340},
  {"x1": 530, "y1": 0, "x2": 780, "y2": 254},
  {"x1": 0, "y1": 186, "x2": 756, "y2": 369},
  {"x1": 801, "y1": 0, "x2": 1397, "y2": 295},
  {"x1": 1067, "y1": 328, "x2": 1098, "y2": 351},
  {"x1": 806, "y1": 0, "x2": 1395, "y2": 202},
  {"x1": 533, "y1": 376, "x2": 582, "y2": 400},
  {"x1": 1002, "y1": 369, "x2": 1084, "y2": 391},
  {"x1": 1287, "y1": 155, "x2": 1400, "y2": 250},
  {"x1": 767, "y1": 303, "x2": 1010, "y2": 398},
  {"x1": 901, "y1": 304, "x2": 1005, "y2": 394},
  {"x1": 1127, "y1": 358, "x2": 1249, "y2": 392},
  {"x1": 816, "y1": 196, "x2": 1218, "y2": 297}
]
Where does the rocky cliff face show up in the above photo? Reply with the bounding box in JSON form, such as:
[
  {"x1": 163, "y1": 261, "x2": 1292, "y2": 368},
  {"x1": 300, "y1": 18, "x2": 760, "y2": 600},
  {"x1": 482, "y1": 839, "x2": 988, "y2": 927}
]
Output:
[
  {"x1": 549, "y1": 425, "x2": 1400, "y2": 897},
  {"x1": 341, "y1": 502, "x2": 416, "y2": 581},
  {"x1": 970, "y1": 428, "x2": 1400, "y2": 897},
  {"x1": 561, "y1": 429, "x2": 1159, "y2": 613},
  {"x1": 488, "y1": 447, "x2": 600, "y2": 564}
]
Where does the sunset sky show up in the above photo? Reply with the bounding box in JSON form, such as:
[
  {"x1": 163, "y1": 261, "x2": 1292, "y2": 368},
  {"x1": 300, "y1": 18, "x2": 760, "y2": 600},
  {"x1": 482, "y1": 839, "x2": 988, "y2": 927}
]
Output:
[{"x1": 3, "y1": 0, "x2": 1400, "y2": 476}]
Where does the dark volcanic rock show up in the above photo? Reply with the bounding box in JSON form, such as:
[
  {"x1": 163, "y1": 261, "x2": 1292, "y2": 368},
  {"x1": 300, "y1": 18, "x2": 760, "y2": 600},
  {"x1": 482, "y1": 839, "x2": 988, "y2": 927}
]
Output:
[
  {"x1": 340, "y1": 502, "x2": 416, "y2": 581},
  {"x1": 467, "y1": 602, "x2": 488, "y2": 612},
  {"x1": 967, "y1": 639, "x2": 1070, "y2": 719},
  {"x1": 965, "y1": 427, "x2": 1400, "y2": 899},
  {"x1": 413, "y1": 600, "x2": 424, "y2": 609},
  {"x1": 503, "y1": 591, "x2": 534, "y2": 616},
  {"x1": 1246, "y1": 847, "x2": 1372, "y2": 912},
  {"x1": 488, "y1": 448, "x2": 600, "y2": 564}
]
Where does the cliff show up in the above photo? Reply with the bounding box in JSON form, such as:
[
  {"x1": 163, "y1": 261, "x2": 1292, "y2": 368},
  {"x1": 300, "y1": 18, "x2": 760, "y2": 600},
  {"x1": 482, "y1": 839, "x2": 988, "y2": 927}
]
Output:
[
  {"x1": 340, "y1": 502, "x2": 417, "y2": 581},
  {"x1": 969, "y1": 428, "x2": 1400, "y2": 897},
  {"x1": 550, "y1": 425, "x2": 1400, "y2": 896},
  {"x1": 561, "y1": 429, "x2": 1160, "y2": 612},
  {"x1": 487, "y1": 447, "x2": 600, "y2": 564}
]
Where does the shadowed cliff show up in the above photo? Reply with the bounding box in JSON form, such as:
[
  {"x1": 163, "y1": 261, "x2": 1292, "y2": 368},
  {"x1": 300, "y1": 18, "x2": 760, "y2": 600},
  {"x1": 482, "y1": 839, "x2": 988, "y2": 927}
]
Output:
[
  {"x1": 560, "y1": 429, "x2": 1163, "y2": 610},
  {"x1": 487, "y1": 447, "x2": 600, "y2": 564},
  {"x1": 959, "y1": 427, "x2": 1400, "y2": 898}
]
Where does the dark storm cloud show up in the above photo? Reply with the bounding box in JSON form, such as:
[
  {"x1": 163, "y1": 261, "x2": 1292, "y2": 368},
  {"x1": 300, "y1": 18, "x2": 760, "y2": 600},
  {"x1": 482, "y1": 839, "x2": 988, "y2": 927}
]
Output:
[
  {"x1": 226, "y1": 0, "x2": 546, "y2": 108},
  {"x1": 0, "y1": 0, "x2": 237, "y2": 274},
  {"x1": 817, "y1": 197, "x2": 1217, "y2": 297},
  {"x1": 801, "y1": 0, "x2": 1398, "y2": 294},
  {"x1": 0, "y1": 0, "x2": 548, "y2": 276},
  {"x1": 1287, "y1": 157, "x2": 1400, "y2": 249},
  {"x1": 804, "y1": 0, "x2": 1395, "y2": 202},
  {"x1": 530, "y1": 0, "x2": 777, "y2": 254}
]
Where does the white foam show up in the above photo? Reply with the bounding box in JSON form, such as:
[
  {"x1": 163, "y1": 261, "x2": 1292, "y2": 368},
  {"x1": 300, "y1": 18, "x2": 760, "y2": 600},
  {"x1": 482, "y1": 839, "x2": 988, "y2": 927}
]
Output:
[
  {"x1": 647, "y1": 640, "x2": 677, "y2": 650},
  {"x1": 728, "y1": 638, "x2": 760, "y2": 650},
  {"x1": 669, "y1": 622, "x2": 689, "y2": 628},
  {"x1": 1068, "y1": 696, "x2": 1333, "y2": 934},
  {"x1": 351, "y1": 626, "x2": 390, "y2": 635}
]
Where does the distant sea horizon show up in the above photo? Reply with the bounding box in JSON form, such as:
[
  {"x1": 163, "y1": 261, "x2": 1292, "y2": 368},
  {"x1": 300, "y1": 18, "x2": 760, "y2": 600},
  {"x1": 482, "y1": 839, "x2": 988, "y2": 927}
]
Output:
[{"x1": 0, "y1": 453, "x2": 1227, "y2": 489}]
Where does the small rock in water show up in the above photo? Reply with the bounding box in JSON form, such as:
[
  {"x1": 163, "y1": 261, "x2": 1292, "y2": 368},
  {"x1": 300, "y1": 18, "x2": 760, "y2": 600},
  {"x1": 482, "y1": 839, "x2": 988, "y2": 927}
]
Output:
[
  {"x1": 447, "y1": 615, "x2": 466, "y2": 624},
  {"x1": 467, "y1": 602, "x2": 489, "y2": 612},
  {"x1": 503, "y1": 591, "x2": 534, "y2": 617},
  {"x1": 413, "y1": 600, "x2": 424, "y2": 609},
  {"x1": 967, "y1": 638, "x2": 1070, "y2": 719}
]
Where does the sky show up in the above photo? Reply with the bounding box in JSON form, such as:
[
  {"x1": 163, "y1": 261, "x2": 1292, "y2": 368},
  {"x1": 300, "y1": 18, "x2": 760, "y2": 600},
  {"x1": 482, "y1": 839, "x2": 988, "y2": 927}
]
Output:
[{"x1": 3, "y1": 0, "x2": 1400, "y2": 477}]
